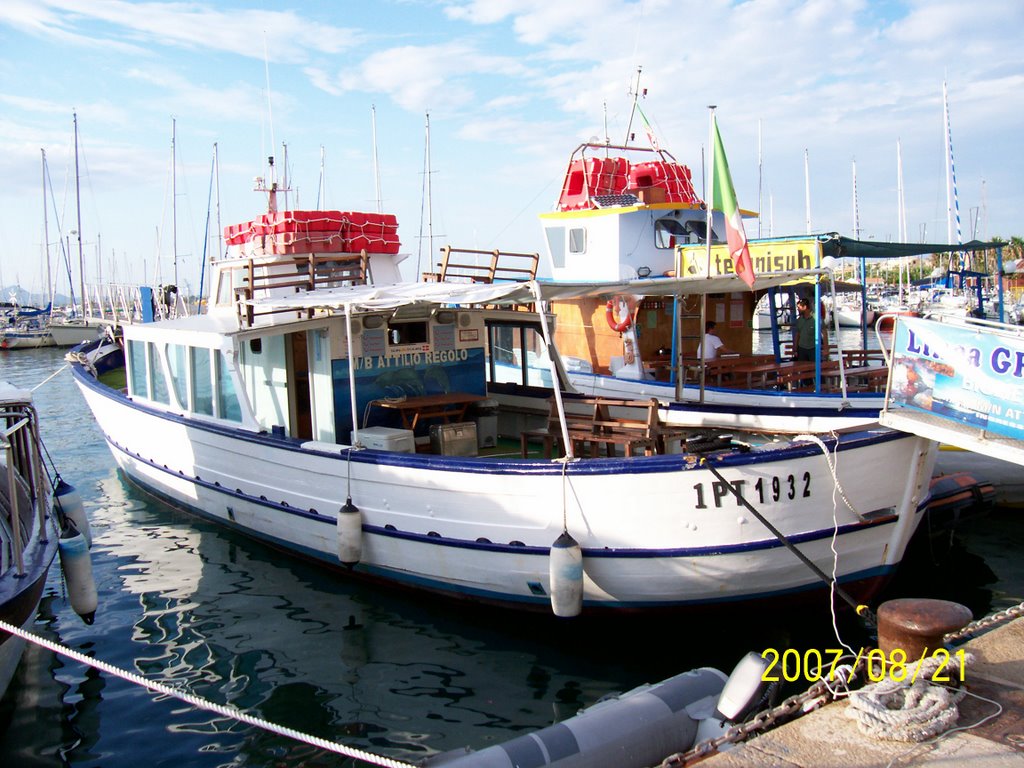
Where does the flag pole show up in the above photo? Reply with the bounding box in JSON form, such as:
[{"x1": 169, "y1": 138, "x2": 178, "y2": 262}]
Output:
[
  {"x1": 700, "y1": 106, "x2": 716, "y2": 401},
  {"x1": 705, "y1": 106, "x2": 716, "y2": 278}
]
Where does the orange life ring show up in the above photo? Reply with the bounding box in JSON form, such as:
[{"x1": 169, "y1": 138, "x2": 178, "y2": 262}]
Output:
[{"x1": 605, "y1": 298, "x2": 632, "y2": 333}]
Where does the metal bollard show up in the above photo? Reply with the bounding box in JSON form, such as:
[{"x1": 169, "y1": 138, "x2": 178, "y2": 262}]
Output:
[{"x1": 876, "y1": 598, "x2": 972, "y2": 658}]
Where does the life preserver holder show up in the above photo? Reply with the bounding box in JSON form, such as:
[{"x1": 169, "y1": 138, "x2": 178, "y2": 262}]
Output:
[{"x1": 605, "y1": 298, "x2": 633, "y2": 333}]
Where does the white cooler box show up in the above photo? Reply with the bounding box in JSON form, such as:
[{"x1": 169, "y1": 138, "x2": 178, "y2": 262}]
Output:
[
  {"x1": 430, "y1": 422, "x2": 478, "y2": 456},
  {"x1": 352, "y1": 426, "x2": 415, "y2": 453}
]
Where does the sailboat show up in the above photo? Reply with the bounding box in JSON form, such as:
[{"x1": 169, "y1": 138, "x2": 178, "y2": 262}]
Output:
[{"x1": 48, "y1": 112, "x2": 104, "y2": 347}]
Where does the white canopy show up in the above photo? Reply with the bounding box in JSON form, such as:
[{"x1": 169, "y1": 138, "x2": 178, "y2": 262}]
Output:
[{"x1": 245, "y1": 269, "x2": 833, "y2": 314}]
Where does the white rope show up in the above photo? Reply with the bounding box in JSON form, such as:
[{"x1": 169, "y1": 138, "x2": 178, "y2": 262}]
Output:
[
  {"x1": 0, "y1": 618, "x2": 415, "y2": 768},
  {"x1": 32, "y1": 364, "x2": 70, "y2": 392},
  {"x1": 793, "y1": 432, "x2": 860, "y2": 518},
  {"x1": 844, "y1": 652, "x2": 974, "y2": 743}
]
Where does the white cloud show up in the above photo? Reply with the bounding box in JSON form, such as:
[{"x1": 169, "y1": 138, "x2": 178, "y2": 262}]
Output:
[
  {"x1": 325, "y1": 42, "x2": 530, "y2": 113},
  {"x1": 3, "y1": 0, "x2": 363, "y2": 63}
]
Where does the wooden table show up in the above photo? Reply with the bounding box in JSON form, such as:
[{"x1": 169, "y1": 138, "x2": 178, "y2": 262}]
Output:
[
  {"x1": 369, "y1": 392, "x2": 486, "y2": 431},
  {"x1": 827, "y1": 364, "x2": 890, "y2": 392}
]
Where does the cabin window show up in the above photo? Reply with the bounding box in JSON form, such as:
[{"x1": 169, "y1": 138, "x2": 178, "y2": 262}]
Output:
[
  {"x1": 388, "y1": 320, "x2": 428, "y2": 346},
  {"x1": 216, "y1": 352, "x2": 242, "y2": 422},
  {"x1": 568, "y1": 227, "x2": 586, "y2": 254},
  {"x1": 215, "y1": 270, "x2": 234, "y2": 307},
  {"x1": 486, "y1": 321, "x2": 551, "y2": 388},
  {"x1": 546, "y1": 226, "x2": 566, "y2": 268},
  {"x1": 127, "y1": 340, "x2": 147, "y2": 398},
  {"x1": 191, "y1": 347, "x2": 215, "y2": 416},
  {"x1": 655, "y1": 218, "x2": 688, "y2": 249},
  {"x1": 149, "y1": 343, "x2": 170, "y2": 405},
  {"x1": 167, "y1": 343, "x2": 188, "y2": 409}
]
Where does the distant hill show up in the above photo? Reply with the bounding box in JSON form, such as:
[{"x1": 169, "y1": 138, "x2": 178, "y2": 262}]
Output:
[{"x1": 0, "y1": 285, "x2": 72, "y2": 308}]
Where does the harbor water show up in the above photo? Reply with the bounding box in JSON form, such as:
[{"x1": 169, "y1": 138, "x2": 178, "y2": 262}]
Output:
[{"x1": 1, "y1": 346, "x2": 1021, "y2": 767}]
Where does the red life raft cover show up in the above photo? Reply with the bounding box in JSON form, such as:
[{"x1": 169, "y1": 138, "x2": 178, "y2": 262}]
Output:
[{"x1": 224, "y1": 211, "x2": 400, "y2": 254}]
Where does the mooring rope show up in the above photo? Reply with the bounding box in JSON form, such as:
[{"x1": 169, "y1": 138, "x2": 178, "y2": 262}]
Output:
[
  {"x1": 31, "y1": 364, "x2": 70, "y2": 392},
  {"x1": 0, "y1": 618, "x2": 416, "y2": 768}
]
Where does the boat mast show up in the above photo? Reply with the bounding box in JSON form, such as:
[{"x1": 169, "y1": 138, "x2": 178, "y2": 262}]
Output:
[
  {"x1": 214, "y1": 142, "x2": 223, "y2": 260},
  {"x1": 371, "y1": 105, "x2": 383, "y2": 214},
  {"x1": 757, "y1": 119, "x2": 763, "y2": 238},
  {"x1": 851, "y1": 159, "x2": 860, "y2": 240},
  {"x1": 416, "y1": 111, "x2": 435, "y2": 278},
  {"x1": 317, "y1": 145, "x2": 327, "y2": 209},
  {"x1": 897, "y1": 138, "x2": 907, "y2": 301},
  {"x1": 171, "y1": 117, "x2": 178, "y2": 289},
  {"x1": 73, "y1": 112, "x2": 85, "y2": 319},
  {"x1": 943, "y1": 81, "x2": 963, "y2": 268},
  {"x1": 804, "y1": 149, "x2": 811, "y2": 235},
  {"x1": 41, "y1": 149, "x2": 53, "y2": 311}
]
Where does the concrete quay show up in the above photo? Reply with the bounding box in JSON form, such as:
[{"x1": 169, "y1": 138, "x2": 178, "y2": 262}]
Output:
[{"x1": 700, "y1": 618, "x2": 1024, "y2": 767}]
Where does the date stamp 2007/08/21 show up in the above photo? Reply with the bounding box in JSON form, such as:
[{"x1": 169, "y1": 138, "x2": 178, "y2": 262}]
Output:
[{"x1": 760, "y1": 647, "x2": 968, "y2": 684}]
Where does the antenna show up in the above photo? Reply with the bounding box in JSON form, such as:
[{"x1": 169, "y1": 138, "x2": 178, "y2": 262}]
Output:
[{"x1": 624, "y1": 66, "x2": 643, "y2": 145}]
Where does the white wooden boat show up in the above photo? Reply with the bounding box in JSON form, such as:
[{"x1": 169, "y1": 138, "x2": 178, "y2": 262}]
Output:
[
  {"x1": 69, "y1": 172, "x2": 938, "y2": 617},
  {"x1": 535, "y1": 139, "x2": 1002, "y2": 434}
]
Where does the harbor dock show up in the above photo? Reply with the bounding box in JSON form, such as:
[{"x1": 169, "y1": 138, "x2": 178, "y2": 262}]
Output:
[{"x1": 698, "y1": 617, "x2": 1024, "y2": 767}]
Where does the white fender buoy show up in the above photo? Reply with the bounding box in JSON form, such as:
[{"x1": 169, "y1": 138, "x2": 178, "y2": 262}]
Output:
[
  {"x1": 337, "y1": 498, "x2": 362, "y2": 566},
  {"x1": 54, "y1": 478, "x2": 90, "y2": 548},
  {"x1": 549, "y1": 531, "x2": 583, "y2": 617},
  {"x1": 58, "y1": 522, "x2": 98, "y2": 625}
]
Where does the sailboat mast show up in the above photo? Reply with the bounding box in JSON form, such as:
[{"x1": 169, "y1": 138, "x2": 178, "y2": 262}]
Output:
[
  {"x1": 804, "y1": 149, "x2": 811, "y2": 234},
  {"x1": 425, "y1": 111, "x2": 434, "y2": 268},
  {"x1": 943, "y1": 81, "x2": 963, "y2": 268},
  {"x1": 317, "y1": 145, "x2": 327, "y2": 209},
  {"x1": 757, "y1": 120, "x2": 763, "y2": 239},
  {"x1": 73, "y1": 112, "x2": 85, "y2": 317},
  {"x1": 371, "y1": 105, "x2": 383, "y2": 214},
  {"x1": 172, "y1": 117, "x2": 178, "y2": 288},
  {"x1": 897, "y1": 139, "x2": 907, "y2": 300},
  {"x1": 214, "y1": 142, "x2": 222, "y2": 260},
  {"x1": 41, "y1": 149, "x2": 53, "y2": 310},
  {"x1": 851, "y1": 159, "x2": 860, "y2": 239}
]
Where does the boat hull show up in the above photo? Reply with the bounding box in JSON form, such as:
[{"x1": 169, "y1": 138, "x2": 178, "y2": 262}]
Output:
[
  {"x1": 0, "y1": 526, "x2": 56, "y2": 699},
  {"x1": 74, "y1": 365, "x2": 936, "y2": 613},
  {"x1": 48, "y1": 322, "x2": 102, "y2": 347},
  {"x1": 0, "y1": 331, "x2": 55, "y2": 349}
]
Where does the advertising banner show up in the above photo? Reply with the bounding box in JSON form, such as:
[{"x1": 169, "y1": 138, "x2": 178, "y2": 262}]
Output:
[{"x1": 889, "y1": 317, "x2": 1024, "y2": 440}]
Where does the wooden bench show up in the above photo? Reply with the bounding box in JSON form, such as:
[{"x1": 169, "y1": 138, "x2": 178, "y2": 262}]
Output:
[{"x1": 520, "y1": 397, "x2": 683, "y2": 458}]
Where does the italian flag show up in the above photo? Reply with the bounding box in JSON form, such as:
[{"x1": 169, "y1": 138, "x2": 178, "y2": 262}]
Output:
[{"x1": 711, "y1": 116, "x2": 756, "y2": 288}]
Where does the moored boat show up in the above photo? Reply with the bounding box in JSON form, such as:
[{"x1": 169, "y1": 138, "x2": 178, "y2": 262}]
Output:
[
  {"x1": 69, "y1": 161, "x2": 939, "y2": 617},
  {"x1": 536, "y1": 135, "x2": 1005, "y2": 434},
  {"x1": 0, "y1": 382, "x2": 95, "y2": 699}
]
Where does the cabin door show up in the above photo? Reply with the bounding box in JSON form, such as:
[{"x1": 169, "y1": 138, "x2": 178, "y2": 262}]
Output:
[{"x1": 287, "y1": 331, "x2": 313, "y2": 440}]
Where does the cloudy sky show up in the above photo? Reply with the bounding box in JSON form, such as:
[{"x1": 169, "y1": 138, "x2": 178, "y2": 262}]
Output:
[{"x1": 1, "y1": 0, "x2": 1021, "y2": 298}]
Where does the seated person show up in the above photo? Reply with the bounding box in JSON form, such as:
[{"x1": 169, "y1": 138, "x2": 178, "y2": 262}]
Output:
[{"x1": 696, "y1": 321, "x2": 736, "y2": 360}]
